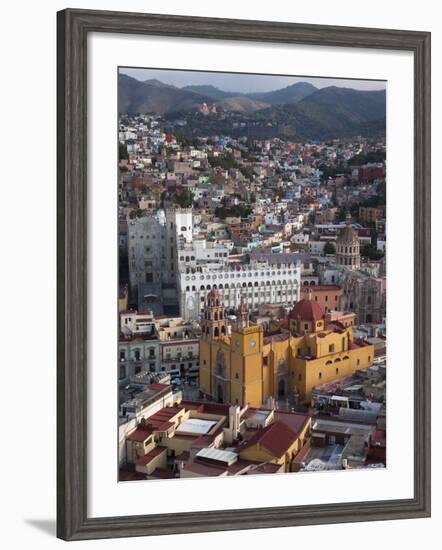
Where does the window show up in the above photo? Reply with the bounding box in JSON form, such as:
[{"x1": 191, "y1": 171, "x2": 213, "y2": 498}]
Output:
[
  {"x1": 336, "y1": 367, "x2": 339, "y2": 375},
  {"x1": 318, "y1": 372, "x2": 322, "y2": 380},
  {"x1": 329, "y1": 344, "x2": 335, "y2": 353},
  {"x1": 235, "y1": 373, "x2": 239, "y2": 379},
  {"x1": 298, "y1": 374, "x2": 302, "y2": 381},
  {"x1": 119, "y1": 350, "x2": 125, "y2": 361},
  {"x1": 304, "y1": 323, "x2": 309, "y2": 330}
]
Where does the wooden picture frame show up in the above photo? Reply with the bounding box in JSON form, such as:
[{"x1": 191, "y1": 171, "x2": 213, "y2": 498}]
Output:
[{"x1": 57, "y1": 8, "x2": 431, "y2": 541}]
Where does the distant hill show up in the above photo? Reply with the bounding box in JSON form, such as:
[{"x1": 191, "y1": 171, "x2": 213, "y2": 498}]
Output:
[
  {"x1": 249, "y1": 81, "x2": 318, "y2": 104},
  {"x1": 119, "y1": 76, "x2": 318, "y2": 114},
  {"x1": 182, "y1": 85, "x2": 235, "y2": 101},
  {"x1": 118, "y1": 74, "x2": 145, "y2": 113},
  {"x1": 252, "y1": 87, "x2": 386, "y2": 139},
  {"x1": 216, "y1": 96, "x2": 270, "y2": 113},
  {"x1": 143, "y1": 78, "x2": 177, "y2": 88},
  {"x1": 184, "y1": 81, "x2": 318, "y2": 105},
  {"x1": 118, "y1": 74, "x2": 212, "y2": 114},
  {"x1": 300, "y1": 86, "x2": 386, "y2": 125},
  {"x1": 119, "y1": 75, "x2": 386, "y2": 138}
]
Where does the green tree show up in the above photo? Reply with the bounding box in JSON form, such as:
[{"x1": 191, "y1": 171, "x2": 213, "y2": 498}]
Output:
[
  {"x1": 361, "y1": 244, "x2": 384, "y2": 260},
  {"x1": 174, "y1": 189, "x2": 194, "y2": 208},
  {"x1": 323, "y1": 241, "x2": 336, "y2": 255}
]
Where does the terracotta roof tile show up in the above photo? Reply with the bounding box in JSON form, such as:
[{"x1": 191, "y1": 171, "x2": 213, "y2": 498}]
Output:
[{"x1": 240, "y1": 421, "x2": 299, "y2": 458}]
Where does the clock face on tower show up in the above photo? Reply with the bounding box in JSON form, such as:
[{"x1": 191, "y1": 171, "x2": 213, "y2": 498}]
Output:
[{"x1": 250, "y1": 340, "x2": 257, "y2": 348}]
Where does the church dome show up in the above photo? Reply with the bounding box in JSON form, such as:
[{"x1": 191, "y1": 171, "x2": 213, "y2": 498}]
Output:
[
  {"x1": 289, "y1": 299, "x2": 324, "y2": 322},
  {"x1": 337, "y1": 213, "x2": 359, "y2": 245},
  {"x1": 337, "y1": 225, "x2": 359, "y2": 245}
]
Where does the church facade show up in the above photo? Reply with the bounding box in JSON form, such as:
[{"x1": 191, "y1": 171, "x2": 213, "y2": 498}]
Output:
[{"x1": 199, "y1": 288, "x2": 374, "y2": 407}]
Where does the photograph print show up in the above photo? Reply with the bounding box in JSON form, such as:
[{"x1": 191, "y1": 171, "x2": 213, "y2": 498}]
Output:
[{"x1": 117, "y1": 67, "x2": 387, "y2": 482}]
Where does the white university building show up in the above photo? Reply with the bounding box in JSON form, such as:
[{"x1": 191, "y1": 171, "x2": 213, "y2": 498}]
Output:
[{"x1": 128, "y1": 208, "x2": 301, "y2": 320}]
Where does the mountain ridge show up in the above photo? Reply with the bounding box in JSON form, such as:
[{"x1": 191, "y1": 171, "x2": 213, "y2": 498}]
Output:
[{"x1": 119, "y1": 74, "x2": 386, "y2": 139}]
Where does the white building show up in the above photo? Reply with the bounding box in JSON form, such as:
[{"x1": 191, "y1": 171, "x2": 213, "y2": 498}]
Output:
[{"x1": 178, "y1": 256, "x2": 301, "y2": 320}]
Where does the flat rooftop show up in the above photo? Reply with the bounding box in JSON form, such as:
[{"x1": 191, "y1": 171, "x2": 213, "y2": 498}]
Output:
[
  {"x1": 196, "y1": 448, "x2": 238, "y2": 465},
  {"x1": 175, "y1": 418, "x2": 217, "y2": 435}
]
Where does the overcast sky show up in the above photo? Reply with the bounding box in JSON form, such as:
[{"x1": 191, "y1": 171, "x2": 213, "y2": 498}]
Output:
[{"x1": 120, "y1": 67, "x2": 386, "y2": 93}]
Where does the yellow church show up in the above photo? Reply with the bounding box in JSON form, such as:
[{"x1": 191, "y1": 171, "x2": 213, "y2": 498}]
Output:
[{"x1": 199, "y1": 288, "x2": 374, "y2": 407}]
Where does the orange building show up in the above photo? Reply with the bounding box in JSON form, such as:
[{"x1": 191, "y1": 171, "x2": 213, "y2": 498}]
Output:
[
  {"x1": 300, "y1": 285, "x2": 343, "y2": 313},
  {"x1": 199, "y1": 288, "x2": 374, "y2": 406}
]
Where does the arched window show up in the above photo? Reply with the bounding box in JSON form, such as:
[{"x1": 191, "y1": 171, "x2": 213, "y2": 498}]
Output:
[
  {"x1": 214, "y1": 327, "x2": 219, "y2": 337},
  {"x1": 221, "y1": 326, "x2": 226, "y2": 335},
  {"x1": 334, "y1": 357, "x2": 341, "y2": 363},
  {"x1": 214, "y1": 312, "x2": 218, "y2": 321}
]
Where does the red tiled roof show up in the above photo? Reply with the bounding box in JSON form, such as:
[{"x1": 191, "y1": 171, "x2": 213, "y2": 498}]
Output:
[
  {"x1": 147, "y1": 383, "x2": 169, "y2": 391},
  {"x1": 155, "y1": 421, "x2": 174, "y2": 432},
  {"x1": 181, "y1": 460, "x2": 226, "y2": 477},
  {"x1": 119, "y1": 469, "x2": 147, "y2": 481},
  {"x1": 149, "y1": 467, "x2": 175, "y2": 479},
  {"x1": 240, "y1": 421, "x2": 299, "y2": 458},
  {"x1": 127, "y1": 428, "x2": 152, "y2": 442},
  {"x1": 135, "y1": 446, "x2": 167, "y2": 465},
  {"x1": 263, "y1": 332, "x2": 290, "y2": 345},
  {"x1": 289, "y1": 299, "x2": 324, "y2": 322},
  {"x1": 273, "y1": 411, "x2": 311, "y2": 436},
  {"x1": 370, "y1": 429, "x2": 386, "y2": 448},
  {"x1": 251, "y1": 462, "x2": 282, "y2": 474}
]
